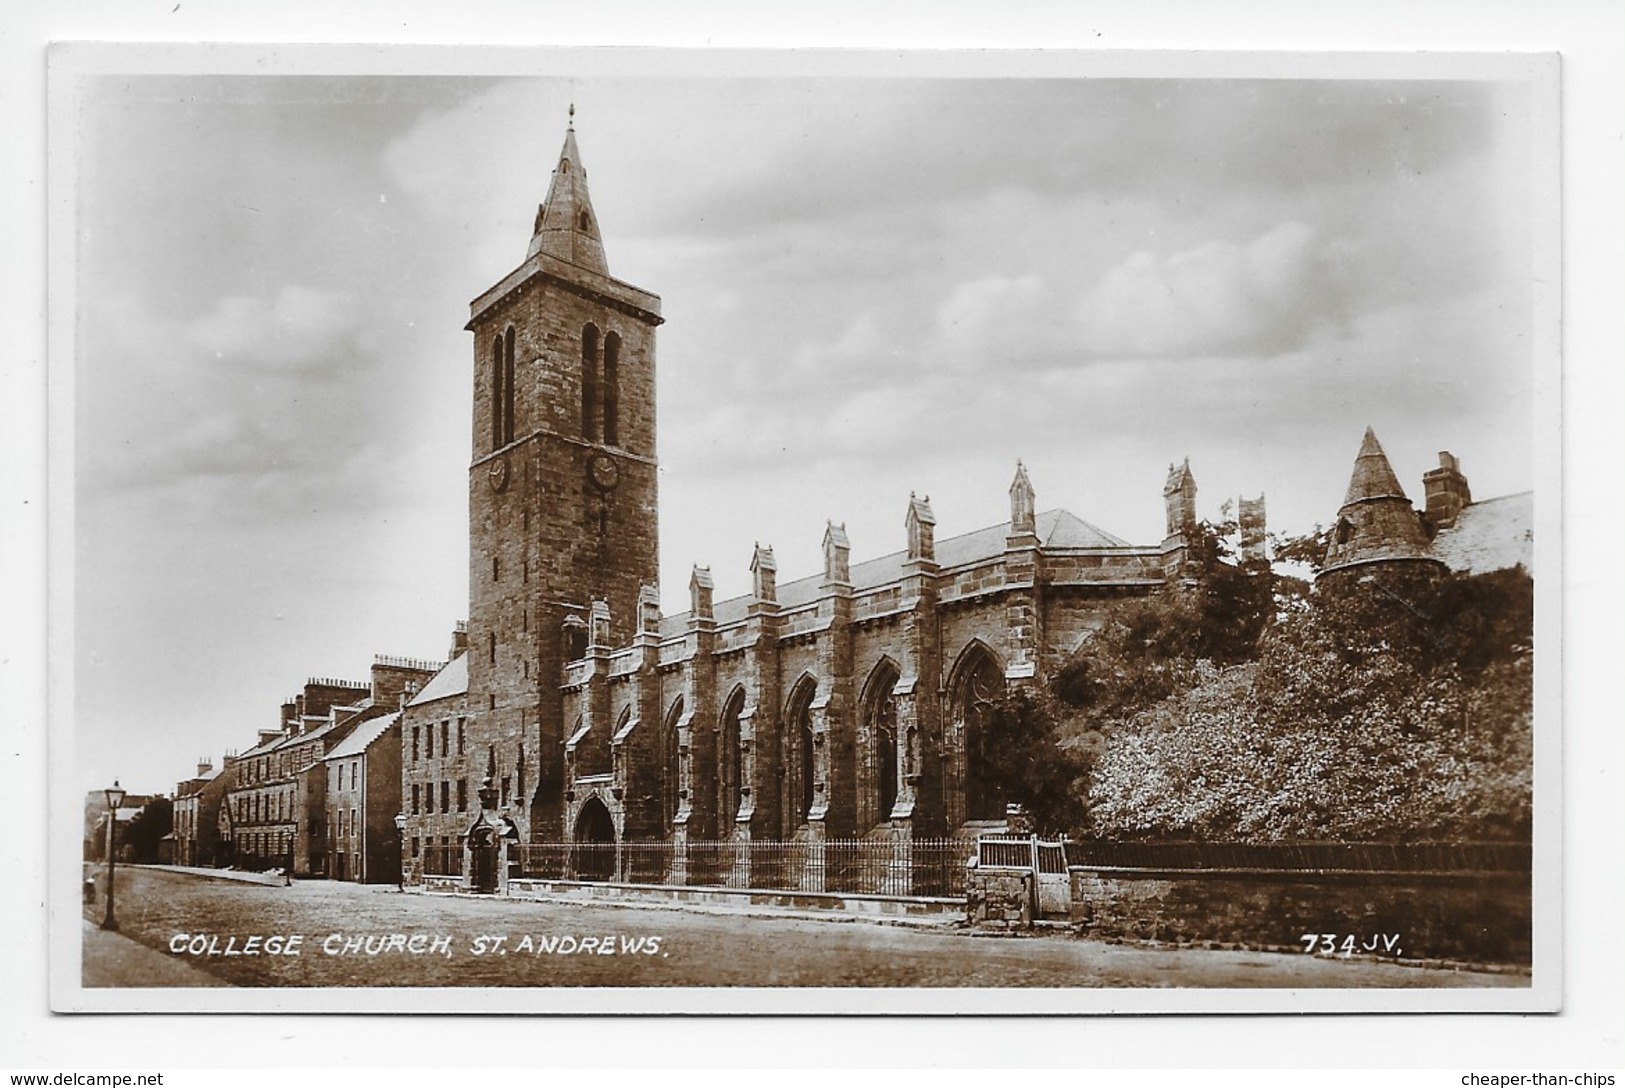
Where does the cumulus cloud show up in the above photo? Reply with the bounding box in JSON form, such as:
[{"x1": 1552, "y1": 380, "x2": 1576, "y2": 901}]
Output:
[
  {"x1": 186, "y1": 285, "x2": 362, "y2": 372},
  {"x1": 1077, "y1": 221, "x2": 1347, "y2": 359}
]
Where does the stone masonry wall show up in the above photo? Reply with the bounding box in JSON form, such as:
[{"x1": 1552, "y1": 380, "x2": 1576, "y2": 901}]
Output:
[{"x1": 1069, "y1": 868, "x2": 1531, "y2": 965}]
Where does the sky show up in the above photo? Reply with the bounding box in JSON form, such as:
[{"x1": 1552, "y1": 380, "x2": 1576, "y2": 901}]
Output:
[{"x1": 66, "y1": 66, "x2": 1544, "y2": 797}]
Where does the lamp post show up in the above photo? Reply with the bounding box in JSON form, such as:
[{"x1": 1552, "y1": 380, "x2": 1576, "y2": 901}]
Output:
[
  {"x1": 393, "y1": 813, "x2": 406, "y2": 891},
  {"x1": 100, "y1": 780, "x2": 126, "y2": 931}
]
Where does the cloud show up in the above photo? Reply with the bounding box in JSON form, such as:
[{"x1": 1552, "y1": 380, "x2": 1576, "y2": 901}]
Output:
[
  {"x1": 186, "y1": 286, "x2": 362, "y2": 373},
  {"x1": 1077, "y1": 221, "x2": 1348, "y2": 359}
]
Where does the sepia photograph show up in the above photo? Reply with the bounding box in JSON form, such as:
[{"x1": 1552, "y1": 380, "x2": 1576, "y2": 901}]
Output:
[{"x1": 47, "y1": 45, "x2": 1559, "y2": 1016}]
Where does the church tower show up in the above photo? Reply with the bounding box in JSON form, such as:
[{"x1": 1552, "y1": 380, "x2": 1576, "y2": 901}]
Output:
[{"x1": 463, "y1": 112, "x2": 663, "y2": 839}]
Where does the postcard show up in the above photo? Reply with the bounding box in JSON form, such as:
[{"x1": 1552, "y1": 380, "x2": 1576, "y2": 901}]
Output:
[{"x1": 49, "y1": 44, "x2": 1560, "y2": 1014}]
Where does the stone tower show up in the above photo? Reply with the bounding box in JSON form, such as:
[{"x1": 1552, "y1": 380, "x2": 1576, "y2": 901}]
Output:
[
  {"x1": 463, "y1": 114, "x2": 664, "y2": 839},
  {"x1": 1318, "y1": 427, "x2": 1443, "y2": 589}
]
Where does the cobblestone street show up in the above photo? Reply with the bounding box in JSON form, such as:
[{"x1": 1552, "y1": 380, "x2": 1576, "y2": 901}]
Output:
[{"x1": 81, "y1": 868, "x2": 1526, "y2": 990}]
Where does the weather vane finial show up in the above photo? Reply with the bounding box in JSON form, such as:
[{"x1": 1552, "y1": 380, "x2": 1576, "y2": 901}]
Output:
[{"x1": 568, "y1": 102, "x2": 575, "y2": 127}]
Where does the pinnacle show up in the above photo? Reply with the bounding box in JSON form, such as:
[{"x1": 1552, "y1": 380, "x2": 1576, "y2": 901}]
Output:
[{"x1": 1342, "y1": 427, "x2": 1410, "y2": 506}]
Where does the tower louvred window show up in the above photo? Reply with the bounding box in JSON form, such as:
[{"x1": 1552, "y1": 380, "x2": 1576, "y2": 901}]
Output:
[{"x1": 582, "y1": 324, "x2": 600, "y2": 440}]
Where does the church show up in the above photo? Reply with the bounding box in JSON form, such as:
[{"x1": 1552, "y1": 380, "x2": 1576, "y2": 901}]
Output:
[{"x1": 396, "y1": 117, "x2": 1229, "y2": 893}]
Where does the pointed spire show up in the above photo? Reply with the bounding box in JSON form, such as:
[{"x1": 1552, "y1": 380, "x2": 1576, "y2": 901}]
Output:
[
  {"x1": 906, "y1": 492, "x2": 936, "y2": 562},
  {"x1": 1008, "y1": 461, "x2": 1036, "y2": 537},
  {"x1": 1319, "y1": 428, "x2": 1443, "y2": 582},
  {"x1": 1343, "y1": 427, "x2": 1410, "y2": 505},
  {"x1": 822, "y1": 521, "x2": 852, "y2": 586},
  {"x1": 750, "y1": 543, "x2": 777, "y2": 603},
  {"x1": 526, "y1": 112, "x2": 610, "y2": 274},
  {"x1": 689, "y1": 565, "x2": 714, "y2": 620}
]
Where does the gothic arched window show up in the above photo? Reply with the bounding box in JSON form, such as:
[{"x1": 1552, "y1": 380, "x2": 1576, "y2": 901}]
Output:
[
  {"x1": 489, "y1": 333, "x2": 504, "y2": 450},
  {"x1": 785, "y1": 677, "x2": 818, "y2": 825},
  {"x1": 602, "y1": 331, "x2": 621, "y2": 446},
  {"x1": 581, "y1": 324, "x2": 601, "y2": 441},
  {"x1": 718, "y1": 688, "x2": 746, "y2": 829},
  {"x1": 663, "y1": 696, "x2": 684, "y2": 831},
  {"x1": 501, "y1": 325, "x2": 516, "y2": 446},
  {"x1": 953, "y1": 644, "x2": 1006, "y2": 822},
  {"x1": 862, "y1": 662, "x2": 900, "y2": 825}
]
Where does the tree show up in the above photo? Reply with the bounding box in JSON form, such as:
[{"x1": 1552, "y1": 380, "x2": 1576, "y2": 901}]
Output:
[
  {"x1": 1086, "y1": 567, "x2": 1534, "y2": 842},
  {"x1": 975, "y1": 687, "x2": 1091, "y2": 837},
  {"x1": 121, "y1": 796, "x2": 173, "y2": 863}
]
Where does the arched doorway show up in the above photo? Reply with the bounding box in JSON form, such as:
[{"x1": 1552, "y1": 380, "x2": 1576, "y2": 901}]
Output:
[
  {"x1": 572, "y1": 797, "x2": 617, "y2": 882},
  {"x1": 952, "y1": 644, "x2": 1007, "y2": 822}
]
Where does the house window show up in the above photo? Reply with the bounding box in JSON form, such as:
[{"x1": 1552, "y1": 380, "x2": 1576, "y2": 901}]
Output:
[
  {"x1": 457, "y1": 778, "x2": 468, "y2": 813},
  {"x1": 500, "y1": 775, "x2": 511, "y2": 808},
  {"x1": 441, "y1": 720, "x2": 450, "y2": 755},
  {"x1": 412, "y1": 783, "x2": 420, "y2": 815},
  {"x1": 412, "y1": 726, "x2": 419, "y2": 762},
  {"x1": 426, "y1": 725, "x2": 434, "y2": 760},
  {"x1": 458, "y1": 718, "x2": 466, "y2": 755},
  {"x1": 411, "y1": 836, "x2": 419, "y2": 858},
  {"x1": 441, "y1": 781, "x2": 450, "y2": 814}
]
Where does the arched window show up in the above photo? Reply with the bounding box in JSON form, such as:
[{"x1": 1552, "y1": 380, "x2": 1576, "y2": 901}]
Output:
[
  {"x1": 501, "y1": 325, "x2": 516, "y2": 446},
  {"x1": 563, "y1": 615, "x2": 588, "y2": 662},
  {"x1": 862, "y1": 662, "x2": 900, "y2": 824},
  {"x1": 718, "y1": 688, "x2": 746, "y2": 829},
  {"x1": 602, "y1": 331, "x2": 621, "y2": 446},
  {"x1": 489, "y1": 333, "x2": 504, "y2": 450},
  {"x1": 785, "y1": 678, "x2": 818, "y2": 826},
  {"x1": 952, "y1": 644, "x2": 1007, "y2": 822},
  {"x1": 577, "y1": 210, "x2": 590, "y2": 231},
  {"x1": 663, "y1": 696, "x2": 684, "y2": 832},
  {"x1": 581, "y1": 324, "x2": 600, "y2": 441}
]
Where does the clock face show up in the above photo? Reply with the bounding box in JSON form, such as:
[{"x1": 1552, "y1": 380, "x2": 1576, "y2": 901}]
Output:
[
  {"x1": 588, "y1": 453, "x2": 620, "y2": 492},
  {"x1": 487, "y1": 456, "x2": 509, "y2": 492}
]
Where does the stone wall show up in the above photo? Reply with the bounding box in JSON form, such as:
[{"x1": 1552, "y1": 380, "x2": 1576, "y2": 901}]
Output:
[
  {"x1": 1069, "y1": 867, "x2": 1531, "y2": 965},
  {"x1": 966, "y1": 867, "x2": 1034, "y2": 927}
]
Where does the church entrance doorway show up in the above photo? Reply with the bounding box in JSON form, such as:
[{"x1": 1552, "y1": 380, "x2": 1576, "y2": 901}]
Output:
[{"x1": 572, "y1": 797, "x2": 617, "y2": 882}]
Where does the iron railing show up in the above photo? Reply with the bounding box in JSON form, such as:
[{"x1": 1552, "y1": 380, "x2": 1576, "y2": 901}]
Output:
[{"x1": 510, "y1": 837, "x2": 978, "y2": 897}]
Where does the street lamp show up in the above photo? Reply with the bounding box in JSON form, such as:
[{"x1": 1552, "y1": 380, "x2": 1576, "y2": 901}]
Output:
[
  {"x1": 100, "y1": 780, "x2": 126, "y2": 931},
  {"x1": 393, "y1": 813, "x2": 407, "y2": 891}
]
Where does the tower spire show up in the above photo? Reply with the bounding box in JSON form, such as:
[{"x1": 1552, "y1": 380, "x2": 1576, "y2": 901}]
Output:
[{"x1": 526, "y1": 113, "x2": 609, "y2": 274}]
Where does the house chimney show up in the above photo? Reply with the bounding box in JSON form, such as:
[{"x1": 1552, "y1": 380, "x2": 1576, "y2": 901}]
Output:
[
  {"x1": 449, "y1": 620, "x2": 469, "y2": 660},
  {"x1": 1422, "y1": 451, "x2": 1472, "y2": 530}
]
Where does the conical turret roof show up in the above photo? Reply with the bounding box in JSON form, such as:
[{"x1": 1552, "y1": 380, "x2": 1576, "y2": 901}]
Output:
[
  {"x1": 526, "y1": 114, "x2": 609, "y2": 274},
  {"x1": 1342, "y1": 427, "x2": 1410, "y2": 505}
]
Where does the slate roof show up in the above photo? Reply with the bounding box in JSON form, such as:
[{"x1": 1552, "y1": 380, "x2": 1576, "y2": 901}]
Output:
[
  {"x1": 407, "y1": 653, "x2": 469, "y2": 707},
  {"x1": 1431, "y1": 493, "x2": 1534, "y2": 575},
  {"x1": 323, "y1": 712, "x2": 400, "y2": 762},
  {"x1": 660, "y1": 507, "x2": 1139, "y2": 635}
]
